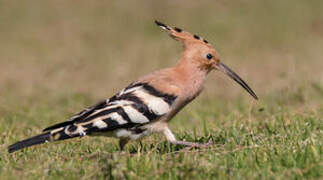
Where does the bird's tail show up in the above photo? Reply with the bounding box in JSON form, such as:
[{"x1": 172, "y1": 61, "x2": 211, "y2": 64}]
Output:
[{"x1": 8, "y1": 128, "x2": 78, "y2": 153}]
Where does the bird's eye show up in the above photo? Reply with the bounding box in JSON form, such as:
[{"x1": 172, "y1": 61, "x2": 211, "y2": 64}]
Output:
[{"x1": 206, "y1": 53, "x2": 213, "y2": 60}]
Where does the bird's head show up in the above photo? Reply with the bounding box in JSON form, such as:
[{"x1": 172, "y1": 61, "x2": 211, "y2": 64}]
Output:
[{"x1": 155, "y1": 20, "x2": 258, "y2": 100}]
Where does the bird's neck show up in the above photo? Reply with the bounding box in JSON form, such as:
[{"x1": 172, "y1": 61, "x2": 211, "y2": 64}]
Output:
[{"x1": 173, "y1": 56, "x2": 209, "y2": 98}]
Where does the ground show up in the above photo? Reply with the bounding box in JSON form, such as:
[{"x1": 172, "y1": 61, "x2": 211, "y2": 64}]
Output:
[{"x1": 0, "y1": 0, "x2": 322, "y2": 179}]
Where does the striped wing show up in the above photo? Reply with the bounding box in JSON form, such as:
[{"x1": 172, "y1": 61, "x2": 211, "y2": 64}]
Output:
[{"x1": 43, "y1": 82, "x2": 177, "y2": 137}]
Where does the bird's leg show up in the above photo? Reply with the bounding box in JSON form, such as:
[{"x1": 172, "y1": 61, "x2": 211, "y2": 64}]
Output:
[
  {"x1": 119, "y1": 138, "x2": 129, "y2": 151},
  {"x1": 163, "y1": 127, "x2": 213, "y2": 148}
]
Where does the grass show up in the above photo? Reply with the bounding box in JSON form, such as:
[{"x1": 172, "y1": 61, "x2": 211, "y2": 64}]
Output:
[
  {"x1": 0, "y1": 91, "x2": 322, "y2": 179},
  {"x1": 0, "y1": 0, "x2": 323, "y2": 179}
]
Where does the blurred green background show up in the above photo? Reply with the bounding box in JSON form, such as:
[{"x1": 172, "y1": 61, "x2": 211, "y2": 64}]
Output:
[
  {"x1": 0, "y1": 0, "x2": 322, "y2": 179},
  {"x1": 0, "y1": 0, "x2": 322, "y2": 101}
]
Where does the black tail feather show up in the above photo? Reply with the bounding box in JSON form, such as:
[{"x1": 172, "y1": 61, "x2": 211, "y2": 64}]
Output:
[
  {"x1": 8, "y1": 132, "x2": 51, "y2": 153},
  {"x1": 8, "y1": 129, "x2": 79, "y2": 153}
]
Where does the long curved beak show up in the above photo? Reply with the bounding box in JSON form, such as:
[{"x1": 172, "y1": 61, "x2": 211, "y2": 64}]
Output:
[{"x1": 215, "y1": 62, "x2": 258, "y2": 100}]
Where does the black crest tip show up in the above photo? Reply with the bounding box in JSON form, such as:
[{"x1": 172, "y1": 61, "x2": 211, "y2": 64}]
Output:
[
  {"x1": 193, "y1": 34, "x2": 200, "y2": 40},
  {"x1": 174, "y1": 27, "x2": 182, "y2": 32},
  {"x1": 154, "y1": 20, "x2": 170, "y2": 30}
]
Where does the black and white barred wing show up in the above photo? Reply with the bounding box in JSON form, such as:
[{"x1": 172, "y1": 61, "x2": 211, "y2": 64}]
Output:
[
  {"x1": 8, "y1": 82, "x2": 178, "y2": 153},
  {"x1": 43, "y1": 83, "x2": 177, "y2": 137}
]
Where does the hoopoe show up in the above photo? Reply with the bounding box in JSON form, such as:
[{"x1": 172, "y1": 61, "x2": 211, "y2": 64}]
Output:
[{"x1": 8, "y1": 20, "x2": 258, "y2": 153}]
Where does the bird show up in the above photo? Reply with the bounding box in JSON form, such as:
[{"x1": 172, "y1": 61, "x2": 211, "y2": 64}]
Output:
[{"x1": 8, "y1": 20, "x2": 258, "y2": 153}]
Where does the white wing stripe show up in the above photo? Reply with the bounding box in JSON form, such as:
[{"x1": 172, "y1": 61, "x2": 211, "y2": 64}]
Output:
[
  {"x1": 108, "y1": 112, "x2": 128, "y2": 124},
  {"x1": 122, "y1": 86, "x2": 142, "y2": 95},
  {"x1": 123, "y1": 106, "x2": 150, "y2": 123},
  {"x1": 93, "y1": 120, "x2": 108, "y2": 129},
  {"x1": 109, "y1": 100, "x2": 134, "y2": 106},
  {"x1": 133, "y1": 89, "x2": 170, "y2": 115}
]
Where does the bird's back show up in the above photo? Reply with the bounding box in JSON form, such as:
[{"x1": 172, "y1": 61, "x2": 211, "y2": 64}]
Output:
[{"x1": 42, "y1": 75, "x2": 179, "y2": 139}]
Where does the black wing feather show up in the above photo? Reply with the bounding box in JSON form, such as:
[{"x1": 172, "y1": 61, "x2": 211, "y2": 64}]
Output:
[{"x1": 42, "y1": 100, "x2": 108, "y2": 132}]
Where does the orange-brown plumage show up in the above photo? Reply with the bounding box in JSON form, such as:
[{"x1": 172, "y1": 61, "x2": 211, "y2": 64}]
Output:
[{"x1": 8, "y1": 20, "x2": 257, "y2": 153}]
